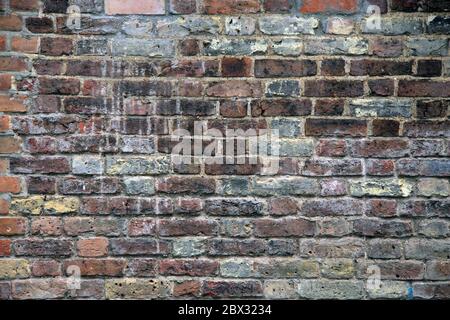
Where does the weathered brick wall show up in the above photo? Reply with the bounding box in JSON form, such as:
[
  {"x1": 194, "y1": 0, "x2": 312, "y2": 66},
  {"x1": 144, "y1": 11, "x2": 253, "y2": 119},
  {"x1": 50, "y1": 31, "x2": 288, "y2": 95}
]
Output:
[{"x1": 0, "y1": 0, "x2": 449, "y2": 299}]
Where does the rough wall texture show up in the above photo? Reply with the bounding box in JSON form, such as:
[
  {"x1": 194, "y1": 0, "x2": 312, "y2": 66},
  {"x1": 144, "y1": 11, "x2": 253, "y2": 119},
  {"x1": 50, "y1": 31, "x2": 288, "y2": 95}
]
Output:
[{"x1": 0, "y1": 0, "x2": 449, "y2": 300}]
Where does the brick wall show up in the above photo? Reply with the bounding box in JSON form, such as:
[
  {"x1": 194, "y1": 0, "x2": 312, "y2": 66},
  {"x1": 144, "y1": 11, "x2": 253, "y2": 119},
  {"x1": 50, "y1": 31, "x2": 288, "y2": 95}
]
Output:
[{"x1": 0, "y1": 0, "x2": 449, "y2": 300}]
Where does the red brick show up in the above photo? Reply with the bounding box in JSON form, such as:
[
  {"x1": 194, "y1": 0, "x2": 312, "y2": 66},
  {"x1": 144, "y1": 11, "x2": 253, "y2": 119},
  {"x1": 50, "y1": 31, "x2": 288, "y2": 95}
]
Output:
[
  {"x1": 0, "y1": 198, "x2": 9, "y2": 215},
  {"x1": 66, "y1": 60, "x2": 103, "y2": 77},
  {"x1": 306, "y1": 119, "x2": 368, "y2": 137},
  {"x1": 0, "y1": 35, "x2": 6, "y2": 51},
  {"x1": 255, "y1": 59, "x2": 316, "y2": 78},
  {"x1": 277, "y1": 156, "x2": 300, "y2": 174},
  {"x1": 10, "y1": 157, "x2": 70, "y2": 174},
  {"x1": 300, "y1": 0, "x2": 358, "y2": 13},
  {"x1": 77, "y1": 238, "x2": 109, "y2": 257},
  {"x1": 390, "y1": 0, "x2": 420, "y2": 12},
  {"x1": 320, "y1": 179, "x2": 347, "y2": 197},
  {"x1": 10, "y1": 0, "x2": 40, "y2": 10},
  {"x1": 0, "y1": 239, "x2": 11, "y2": 256},
  {"x1": 370, "y1": 38, "x2": 403, "y2": 58},
  {"x1": 263, "y1": 0, "x2": 293, "y2": 13},
  {"x1": 40, "y1": 37, "x2": 73, "y2": 56},
  {"x1": 173, "y1": 280, "x2": 201, "y2": 297},
  {"x1": 268, "y1": 197, "x2": 299, "y2": 216},
  {"x1": 175, "y1": 198, "x2": 204, "y2": 213},
  {"x1": 33, "y1": 60, "x2": 57, "y2": 77},
  {"x1": 125, "y1": 259, "x2": 157, "y2": 276},
  {"x1": 32, "y1": 260, "x2": 61, "y2": 277},
  {"x1": 302, "y1": 159, "x2": 363, "y2": 176},
  {"x1": 220, "y1": 100, "x2": 248, "y2": 118},
  {"x1": 366, "y1": 159, "x2": 395, "y2": 176},
  {"x1": 202, "y1": 281, "x2": 263, "y2": 298},
  {"x1": 354, "y1": 219, "x2": 413, "y2": 238},
  {"x1": 38, "y1": 77, "x2": 80, "y2": 95},
  {"x1": 321, "y1": 59, "x2": 346, "y2": 76},
  {"x1": 105, "y1": 0, "x2": 165, "y2": 15},
  {"x1": 372, "y1": 119, "x2": 400, "y2": 137},
  {"x1": 82, "y1": 80, "x2": 109, "y2": 96},
  {"x1": 15, "y1": 78, "x2": 36, "y2": 92},
  {"x1": 62, "y1": 259, "x2": 126, "y2": 276},
  {"x1": 316, "y1": 140, "x2": 348, "y2": 157},
  {"x1": 0, "y1": 57, "x2": 29, "y2": 72},
  {"x1": 304, "y1": 80, "x2": 364, "y2": 97},
  {"x1": 0, "y1": 159, "x2": 8, "y2": 174},
  {"x1": 371, "y1": 261, "x2": 425, "y2": 280},
  {"x1": 205, "y1": 163, "x2": 260, "y2": 175},
  {"x1": 0, "y1": 217, "x2": 27, "y2": 235},
  {"x1": 0, "y1": 74, "x2": 11, "y2": 90},
  {"x1": 159, "y1": 219, "x2": 218, "y2": 236},
  {"x1": 222, "y1": 57, "x2": 253, "y2": 77},
  {"x1": 204, "y1": 0, "x2": 261, "y2": 14},
  {"x1": 31, "y1": 217, "x2": 63, "y2": 236},
  {"x1": 0, "y1": 177, "x2": 21, "y2": 193},
  {"x1": 253, "y1": 218, "x2": 315, "y2": 237},
  {"x1": 35, "y1": 62, "x2": 64, "y2": 77},
  {"x1": 160, "y1": 60, "x2": 220, "y2": 78},
  {"x1": 0, "y1": 15, "x2": 22, "y2": 31},
  {"x1": 417, "y1": 100, "x2": 448, "y2": 119},
  {"x1": 25, "y1": 17, "x2": 54, "y2": 33},
  {"x1": 0, "y1": 136, "x2": 22, "y2": 154},
  {"x1": 252, "y1": 99, "x2": 312, "y2": 117},
  {"x1": 42, "y1": 0, "x2": 69, "y2": 13},
  {"x1": 177, "y1": 80, "x2": 203, "y2": 97},
  {"x1": 367, "y1": 200, "x2": 397, "y2": 217},
  {"x1": 350, "y1": 139, "x2": 409, "y2": 158},
  {"x1": 179, "y1": 39, "x2": 200, "y2": 56},
  {"x1": 33, "y1": 59, "x2": 64, "y2": 76},
  {"x1": 128, "y1": 218, "x2": 157, "y2": 237},
  {"x1": 369, "y1": 79, "x2": 395, "y2": 96},
  {"x1": 0, "y1": 95, "x2": 27, "y2": 112},
  {"x1": 398, "y1": 81, "x2": 450, "y2": 97},
  {"x1": 417, "y1": 60, "x2": 442, "y2": 77},
  {"x1": 24, "y1": 137, "x2": 57, "y2": 154},
  {"x1": 170, "y1": 0, "x2": 197, "y2": 14},
  {"x1": 350, "y1": 59, "x2": 412, "y2": 76},
  {"x1": 0, "y1": 115, "x2": 10, "y2": 132},
  {"x1": 315, "y1": 99, "x2": 345, "y2": 116},
  {"x1": 426, "y1": 261, "x2": 450, "y2": 280},
  {"x1": 34, "y1": 59, "x2": 65, "y2": 76},
  {"x1": 11, "y1": 36, "x2": 39, "y2": 53}
]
